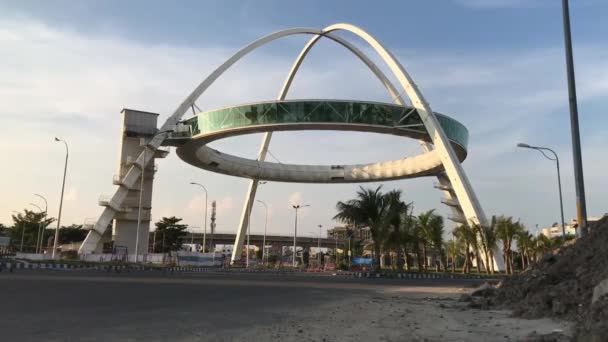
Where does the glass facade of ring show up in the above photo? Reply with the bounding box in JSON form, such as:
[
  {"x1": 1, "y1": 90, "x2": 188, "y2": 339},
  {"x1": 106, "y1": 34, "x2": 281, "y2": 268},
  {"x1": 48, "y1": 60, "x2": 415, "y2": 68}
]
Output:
[{"x1": 183, "y1": 100, "x2": 468, "y2": 150}]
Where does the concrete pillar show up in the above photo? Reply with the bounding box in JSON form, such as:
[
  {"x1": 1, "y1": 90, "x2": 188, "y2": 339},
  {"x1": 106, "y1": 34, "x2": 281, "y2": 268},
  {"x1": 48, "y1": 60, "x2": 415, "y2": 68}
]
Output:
[{"x1": 112, "y1": 109, "x2": 160, "y2": 256}]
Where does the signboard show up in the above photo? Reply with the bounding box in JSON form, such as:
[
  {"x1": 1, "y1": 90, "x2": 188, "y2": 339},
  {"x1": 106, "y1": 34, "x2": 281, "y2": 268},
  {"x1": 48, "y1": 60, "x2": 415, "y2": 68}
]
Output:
[
  {"x1": 0, "y1": 236, "x2": 10, "y2": 247},
  {"x1": 352, "y1": 257, "x2": 374, "y2": 265}
]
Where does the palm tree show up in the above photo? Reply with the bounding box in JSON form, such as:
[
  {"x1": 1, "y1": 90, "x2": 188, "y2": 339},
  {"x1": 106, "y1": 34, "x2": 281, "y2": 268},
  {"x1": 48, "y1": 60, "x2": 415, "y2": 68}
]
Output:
[
  {"x1": 444, "y1": 239, "x2": 459, "y2": 272},
  {"x1": 495, "y1": 216, "x2": 524, "y2": 274},
  {"x1": 453, "y1": 224, "x2": 478, "y2": 274},
  {"x1": 474, "y1": 217, "x2": 500, "y2": 274},
  {"x1": 399, "y1": 205, "x2": 417, "y2": 271},
  {"x1": 515, "y1": 230, "x2": 534, "y2": 270},
  {"x1": 334, "y1": 186, "x2": 391, "y2": 271},
  {"x1": 416, "y1": 210, "x2": 444, "y2": 271},
  {"x1": 380, "y1": 190, "x2": 409, "y2": 271},
  {"x1": 472, "y1": 223, "x2": 489, "y2": 273}
]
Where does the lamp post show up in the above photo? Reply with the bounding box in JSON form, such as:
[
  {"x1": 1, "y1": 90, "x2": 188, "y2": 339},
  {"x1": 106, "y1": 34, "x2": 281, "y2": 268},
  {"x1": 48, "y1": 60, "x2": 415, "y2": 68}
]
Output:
[
  {"x1": 34, "y1": 194, "x2": 47, "y2": 253},
  {"x1": 256, "y1": 200, "x2": 268, "y2": 266},
  {"x1": 292, "y1": 204, "x2": 310, "y2": 267},
  {"x1": 317, "y1": 224, "x2": 322, "y2": 263},
  {"x1": 53, "y1": 137, "x2": 68, "y2": 259},
  {"x1": 29, "y1": 203, "x2": 43, "y2": 253},
  {"x1": 190, "y1": 182, "x2": 208, "y2": 252},
  {"x1": 517, "y1": 143, "x2": 566, "y2": 239},
  {"x1": 561, "y1": 0, "x2": 588, "y2": 236}
]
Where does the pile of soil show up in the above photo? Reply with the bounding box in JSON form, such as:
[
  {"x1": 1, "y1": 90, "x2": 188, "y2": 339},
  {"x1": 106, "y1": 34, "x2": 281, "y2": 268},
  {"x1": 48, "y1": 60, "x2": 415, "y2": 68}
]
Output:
[{"x1": 493, "y1": 216, "x2": 608, "y2": 341}]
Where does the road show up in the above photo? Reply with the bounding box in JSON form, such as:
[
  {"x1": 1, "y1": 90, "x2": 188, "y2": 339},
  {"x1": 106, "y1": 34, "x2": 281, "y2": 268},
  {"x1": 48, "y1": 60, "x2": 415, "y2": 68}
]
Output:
[{"x1": 0, "y1": 270, "x2": 566, "y2": 341}]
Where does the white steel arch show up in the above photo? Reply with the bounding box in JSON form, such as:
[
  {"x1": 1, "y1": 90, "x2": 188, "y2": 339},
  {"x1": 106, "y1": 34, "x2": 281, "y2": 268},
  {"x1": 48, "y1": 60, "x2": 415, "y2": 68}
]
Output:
[
  {"x1": 231, "y1": 24, "x2": 497, "y2": 268},
  {"x1": 80, "y1": 23, "x2": 496, "y2": 271}
]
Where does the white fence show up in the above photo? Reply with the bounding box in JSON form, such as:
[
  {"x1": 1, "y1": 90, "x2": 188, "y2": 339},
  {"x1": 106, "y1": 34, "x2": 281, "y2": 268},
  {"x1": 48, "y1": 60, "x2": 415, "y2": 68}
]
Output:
[
  {"x1": 176, "y1": 251, "x2": 224, "y2": 267},
  {"x1": 15, "y1": 252, "x2": 55, "y2": 261}
]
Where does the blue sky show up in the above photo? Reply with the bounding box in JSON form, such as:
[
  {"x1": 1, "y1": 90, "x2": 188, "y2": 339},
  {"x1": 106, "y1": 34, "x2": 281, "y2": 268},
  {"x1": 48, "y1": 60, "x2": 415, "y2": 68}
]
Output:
[{"x1": 1, "y1": 0, "x2": 606, "y2": 238}]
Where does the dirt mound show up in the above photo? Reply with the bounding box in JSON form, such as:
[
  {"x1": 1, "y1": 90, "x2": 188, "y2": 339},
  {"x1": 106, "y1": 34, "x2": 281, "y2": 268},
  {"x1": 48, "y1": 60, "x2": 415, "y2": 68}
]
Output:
[{"x1": 493, "y1": 216, "x2": 608, "y2": 341}]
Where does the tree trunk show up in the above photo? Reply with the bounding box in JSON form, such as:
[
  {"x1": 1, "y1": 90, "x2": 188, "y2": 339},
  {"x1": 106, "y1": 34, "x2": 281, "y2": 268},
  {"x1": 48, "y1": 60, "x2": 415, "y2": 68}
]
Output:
[
  {"x1": 475, "y1": 248, "x2": 482, "y2": 273},
  {"x1": 451, "y1": 253, "x2": 456, "y2": 273},
  {"x1": 483, "y1": 249, "x2": 491, "y2": 274},
  {"x1": 462, "y1": 243, "x2": 470, "y2": 274},
  {"x1": 415, "y1": 243, "x2": 423, "y2": 272},
  {"x1": 373, "y1": 245, "x2": 381, "y2": 272},
  {"x1": 422, "y1": 243, "x2": 428, "y2": 271},
  {"x1": 395, "y1": 248, "x2": 403, "y2": 271},
  {"x1": 402, "y1": 247, "x2": 409, "y2": 271}
]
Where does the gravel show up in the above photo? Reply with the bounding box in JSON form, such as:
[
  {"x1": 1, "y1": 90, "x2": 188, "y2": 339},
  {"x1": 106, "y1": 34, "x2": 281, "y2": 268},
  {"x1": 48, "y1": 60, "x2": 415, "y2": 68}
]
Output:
[{"x1": 492, "y1": 216, "x2": 608, "y2": 341}]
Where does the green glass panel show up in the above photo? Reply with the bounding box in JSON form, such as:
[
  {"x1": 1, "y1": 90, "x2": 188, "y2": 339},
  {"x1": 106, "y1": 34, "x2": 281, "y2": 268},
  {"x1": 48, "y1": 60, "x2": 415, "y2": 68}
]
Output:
[{"x1": 185, "y1": 100, "x2": 468, "y2": 150}]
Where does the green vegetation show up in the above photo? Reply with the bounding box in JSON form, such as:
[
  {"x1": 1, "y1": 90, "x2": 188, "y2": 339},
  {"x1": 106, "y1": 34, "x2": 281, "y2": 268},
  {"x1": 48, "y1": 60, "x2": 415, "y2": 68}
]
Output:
[
  {"x1": 335, "y1": 186, "x2": 573, "y2": 274},
  {"x1": 9, "y1": 209, "x2": 55, "y2": 252},
  {"x1": 150, "y1": 216, "x2": 188, "y2": 253}
]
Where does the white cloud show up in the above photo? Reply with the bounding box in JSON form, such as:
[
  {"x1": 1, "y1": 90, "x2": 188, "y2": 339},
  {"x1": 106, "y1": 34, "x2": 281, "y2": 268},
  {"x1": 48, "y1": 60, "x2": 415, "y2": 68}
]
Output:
[{"x1": 0, "y1": 16, "x2": 606, "y2": 235}]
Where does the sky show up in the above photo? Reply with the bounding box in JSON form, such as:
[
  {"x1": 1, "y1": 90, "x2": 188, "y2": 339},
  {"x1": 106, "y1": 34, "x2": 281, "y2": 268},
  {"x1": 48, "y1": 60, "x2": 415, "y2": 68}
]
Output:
[{"x1": 1, "y1": 0, "x2": 607, "y2": 239}]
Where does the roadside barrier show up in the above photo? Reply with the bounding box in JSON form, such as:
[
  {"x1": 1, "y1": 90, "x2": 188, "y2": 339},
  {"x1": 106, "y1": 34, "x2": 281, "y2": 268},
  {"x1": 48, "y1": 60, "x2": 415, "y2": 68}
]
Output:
[{"x1": 0, "y1": 260, "x2": 506, "y2": 280}]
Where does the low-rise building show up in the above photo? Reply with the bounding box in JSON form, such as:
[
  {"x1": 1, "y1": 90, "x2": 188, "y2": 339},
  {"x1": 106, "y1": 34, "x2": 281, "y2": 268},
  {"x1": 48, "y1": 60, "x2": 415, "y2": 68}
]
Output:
[{"x1": 541, "y1": 214, "x2": 606, "y2": 239}]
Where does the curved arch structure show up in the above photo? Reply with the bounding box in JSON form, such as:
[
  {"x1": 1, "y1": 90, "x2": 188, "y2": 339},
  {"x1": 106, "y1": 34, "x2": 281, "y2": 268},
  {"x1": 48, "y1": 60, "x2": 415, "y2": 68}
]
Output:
[
  {"x1": 79, "y1": 23, "x2": 502, "y2": 271},
  {"x1": 176, "y1": 100, "x2": 468, "y2": 182}
]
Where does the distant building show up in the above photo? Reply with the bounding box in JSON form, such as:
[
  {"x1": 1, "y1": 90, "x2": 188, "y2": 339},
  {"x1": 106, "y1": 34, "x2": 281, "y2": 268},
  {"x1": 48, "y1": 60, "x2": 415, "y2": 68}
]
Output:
[
  {"x1": 327, "y1": 225, "x2": 372, "y2": 242},
  {"x1": 541, "y1": 214, "x2": 606, "y2": 239}
]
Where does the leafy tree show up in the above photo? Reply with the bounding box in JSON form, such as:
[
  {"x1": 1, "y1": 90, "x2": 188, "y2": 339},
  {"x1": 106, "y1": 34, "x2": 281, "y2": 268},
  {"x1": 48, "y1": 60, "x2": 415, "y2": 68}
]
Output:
[
  {"x1": 416, "y1": 210, "x2": 444, "y2": 271},
  {"x1": 334, "y1": 186, "x2": 416, "y2": 271},
  {"x1": 58, "y1": 224, "x2": 88, "y2": 244},
  {"x1": 515, "y1": 230, "x2": 534, "y2": 270},
  {"x1": 380, "y1": 190, "x2": 411, "y2": 271},
  {"x1": 454, "y1": 224, "x2": 479, "y2": 274},
  {"x1": 152, "y1": 217, "x2": 188, "y2": 253},
  {"x1": 10, "y1": 209, "x2": 55, "y2": 252},
  {"x1": 334, "y1": 186, "x2": 391, "y2": 271},
  {"x1": 444, "y1": 237, "x2": 463, "y2": 273},
  {"x1": 481, "y1": 218, "x2": 500, "y2": 273},
  {"x1": 495, "y1": 216, "x2": 524, "y2": 274}
]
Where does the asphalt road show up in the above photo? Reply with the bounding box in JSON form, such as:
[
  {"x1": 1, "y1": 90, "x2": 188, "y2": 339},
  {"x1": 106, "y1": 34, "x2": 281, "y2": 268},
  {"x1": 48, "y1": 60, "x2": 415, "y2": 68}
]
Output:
[{"x1": 0, "y1": 270, "x2": 482, "y2": 341}]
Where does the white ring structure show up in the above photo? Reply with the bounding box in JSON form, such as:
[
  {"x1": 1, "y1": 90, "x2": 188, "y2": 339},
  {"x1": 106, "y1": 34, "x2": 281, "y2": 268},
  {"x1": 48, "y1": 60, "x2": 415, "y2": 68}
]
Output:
[{"x1": 79, "y1": 23, "x2": 502, "y2": 271}]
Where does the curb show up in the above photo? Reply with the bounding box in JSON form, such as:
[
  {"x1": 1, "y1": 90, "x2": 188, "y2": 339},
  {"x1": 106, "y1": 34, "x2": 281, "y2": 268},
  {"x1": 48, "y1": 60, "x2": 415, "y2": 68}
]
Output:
[
  {"x1": 343, "y1": 271, "x2": 506, "y2": 280},
  {"x1": 0, "y1": 262, "x2": 506, "y2": 280}
]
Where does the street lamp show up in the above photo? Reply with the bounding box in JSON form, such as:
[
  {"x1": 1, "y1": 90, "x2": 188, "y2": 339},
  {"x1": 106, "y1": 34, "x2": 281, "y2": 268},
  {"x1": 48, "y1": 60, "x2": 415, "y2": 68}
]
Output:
[
  {"x1": 317, "y1": 224, "x2": 322, "y2": 263},
  {"x1": 256, "y1": 200, "x2": 268, "y2": 266},
  {"x1": 29, "y1": 203, "x2": 43, "y2": 254},
  {"x1": 517, "y1": 143, "x2": 566, "y2": 239},
  {"x1": 190, "y1": 182, "x2": 208, "y2": 252},
  {"x1": 53, "y1": 137, "x2": 68, "y2": 259},
  {"x1": 34, "y1": 194, "x2": 47, "y2": 253},
  {"x1": 292, "y1": 204, "x2": 310, "y2": 267}
]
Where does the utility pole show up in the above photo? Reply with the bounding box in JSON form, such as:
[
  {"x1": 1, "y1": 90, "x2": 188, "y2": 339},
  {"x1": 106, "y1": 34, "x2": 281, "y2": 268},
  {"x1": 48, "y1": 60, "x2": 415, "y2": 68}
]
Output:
[
  {"x1": 53, "y1": 137, "x2": 69, "y2": 259},
  {"x1": 256, "y1": 200, "x2": 268, "y2": 265},
  {"x1": 190, "y1": 182, "x2": 208, "y2": 251},
  {"x1": 561, "y1": 0, "x2": 588, "y2": 236},
  {"x1": 317, "y1": 225, "x2": 322, "y2": 263},
  {"x1": 292, "y1": 204, "x2": 310, "y2": 267},
  {"x1": 34, "y1": 194, "x2": 47, "y2": 253}
]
